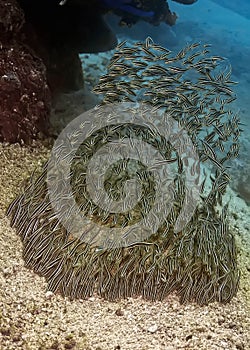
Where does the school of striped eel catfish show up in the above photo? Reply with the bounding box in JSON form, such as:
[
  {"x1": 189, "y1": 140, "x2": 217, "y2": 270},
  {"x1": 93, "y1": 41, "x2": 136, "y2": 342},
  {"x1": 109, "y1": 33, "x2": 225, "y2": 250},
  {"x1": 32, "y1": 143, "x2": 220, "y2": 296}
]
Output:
[{"x1": 7, "y1": 38, "x2": 242, "y2": 304}]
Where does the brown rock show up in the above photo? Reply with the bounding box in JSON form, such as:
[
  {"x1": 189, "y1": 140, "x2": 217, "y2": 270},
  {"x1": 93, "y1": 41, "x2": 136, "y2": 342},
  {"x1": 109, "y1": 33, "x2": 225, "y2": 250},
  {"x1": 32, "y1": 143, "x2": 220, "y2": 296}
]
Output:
[{"x1": 0, "y1": 42, "x2": 51, "y2": 143}]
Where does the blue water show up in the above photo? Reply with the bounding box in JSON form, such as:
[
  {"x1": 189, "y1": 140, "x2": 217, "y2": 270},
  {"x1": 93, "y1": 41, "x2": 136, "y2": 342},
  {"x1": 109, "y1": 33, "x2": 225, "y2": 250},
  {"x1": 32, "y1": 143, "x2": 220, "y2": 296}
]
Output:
[
  {"x1": 107, "y1": 0, "x2": 249, "y2": 126},
  {"x1": 80, "y1": 0, "x2": 250, "y2": 203},
  {"x1": 102, "y1": 0, "x2": 250, "y2": 202}
]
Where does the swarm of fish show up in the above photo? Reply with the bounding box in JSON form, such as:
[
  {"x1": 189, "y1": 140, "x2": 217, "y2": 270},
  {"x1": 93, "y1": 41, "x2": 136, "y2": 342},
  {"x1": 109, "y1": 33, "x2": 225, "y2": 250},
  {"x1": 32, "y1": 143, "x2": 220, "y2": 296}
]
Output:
[{"x1": 7, "y1": 38, "x2": 241, "y2": 304}]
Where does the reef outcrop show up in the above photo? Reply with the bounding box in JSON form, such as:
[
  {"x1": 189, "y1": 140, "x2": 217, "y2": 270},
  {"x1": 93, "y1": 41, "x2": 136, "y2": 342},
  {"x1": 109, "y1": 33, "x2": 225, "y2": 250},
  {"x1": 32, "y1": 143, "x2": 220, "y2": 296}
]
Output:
[
  {"x1": 0, "y1": 0, "x2": 198, "y2": 143},
  {"x1": 0, "y1": 0, "x2": 119, "y2": 143},
  {"x1": 0, "y1": 0, "x2": 51, "y2": 143}
]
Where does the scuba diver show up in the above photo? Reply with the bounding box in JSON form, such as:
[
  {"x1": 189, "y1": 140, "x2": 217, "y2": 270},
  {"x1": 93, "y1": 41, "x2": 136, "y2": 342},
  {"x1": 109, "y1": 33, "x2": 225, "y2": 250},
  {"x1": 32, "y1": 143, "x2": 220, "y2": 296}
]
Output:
[{"x1": 99, "y1": 0, "x2": 198, "y2": 27}]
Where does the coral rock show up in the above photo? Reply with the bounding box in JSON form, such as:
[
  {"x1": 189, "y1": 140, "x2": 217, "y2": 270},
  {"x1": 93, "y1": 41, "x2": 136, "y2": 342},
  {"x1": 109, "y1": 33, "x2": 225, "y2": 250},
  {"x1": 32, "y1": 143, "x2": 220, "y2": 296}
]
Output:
[
  {"x1": 0, "y1": 0, "x2": 24, "y2": 35},
  {"x1": 0, "y1": 42, "x2": 51, "y2": 143}
]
